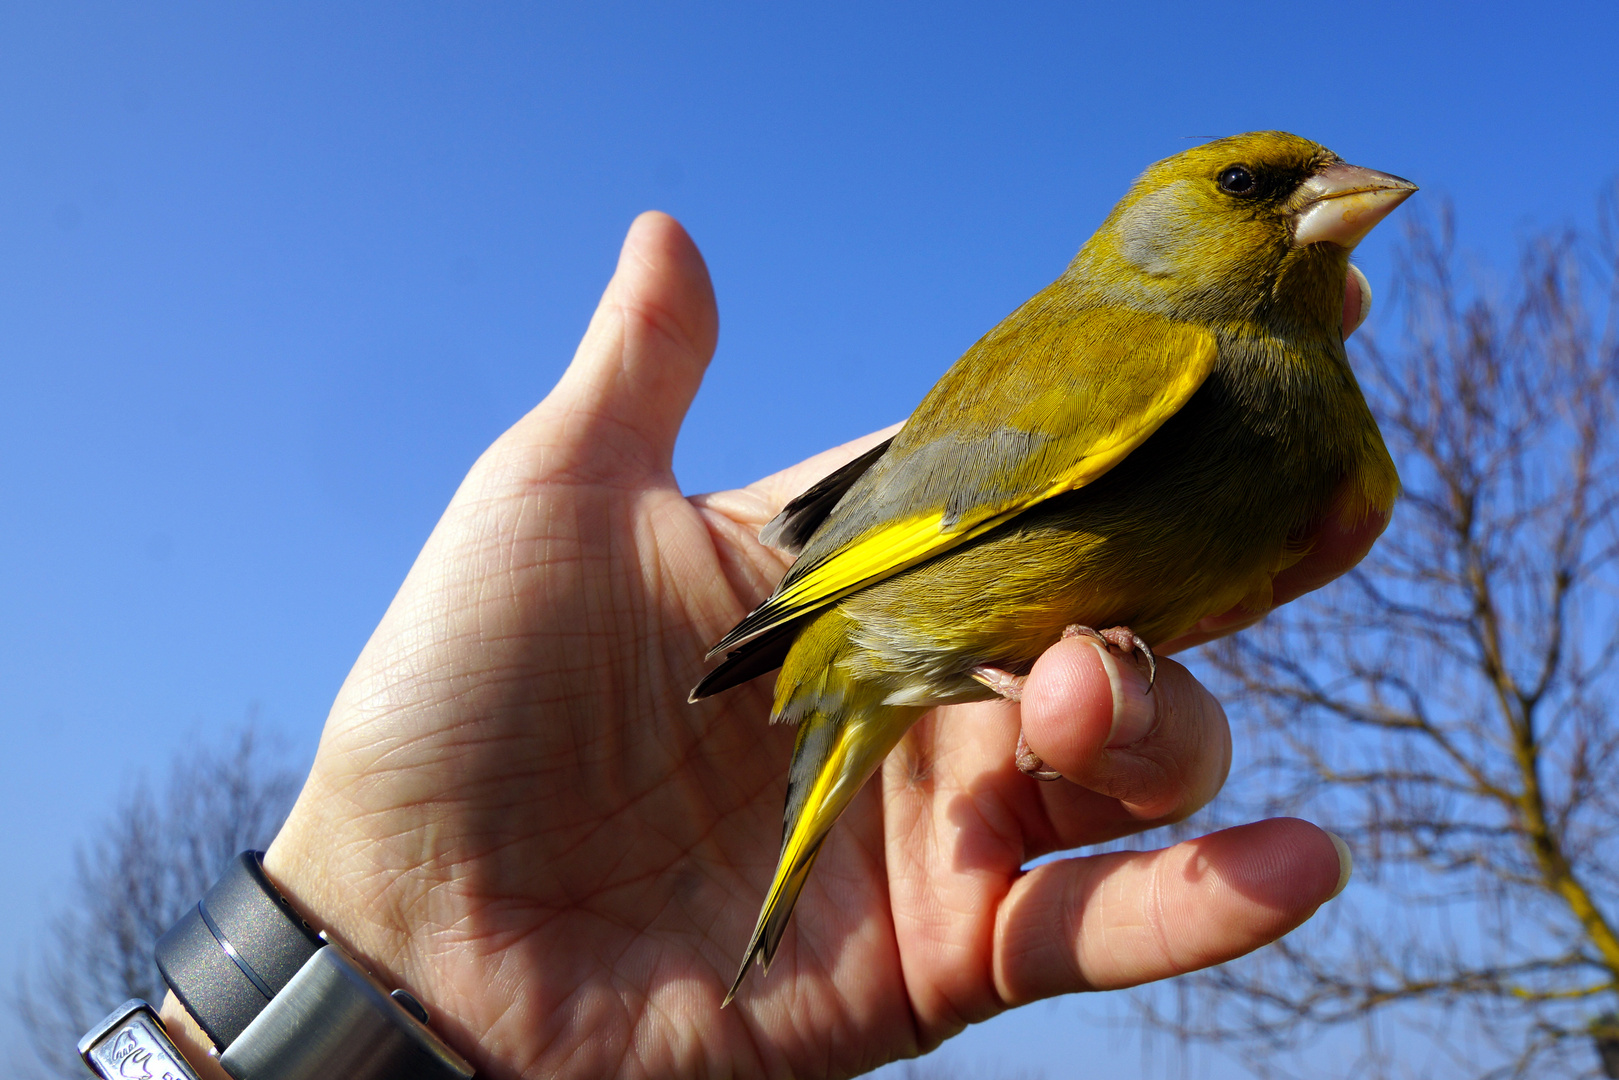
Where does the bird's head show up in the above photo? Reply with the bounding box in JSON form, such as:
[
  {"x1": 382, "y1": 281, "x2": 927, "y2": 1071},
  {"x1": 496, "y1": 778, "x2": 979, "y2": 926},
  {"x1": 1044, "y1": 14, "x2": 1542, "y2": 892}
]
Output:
[{"x1": 1071, "y1": 131, "x2": 1417, "y2": 338}]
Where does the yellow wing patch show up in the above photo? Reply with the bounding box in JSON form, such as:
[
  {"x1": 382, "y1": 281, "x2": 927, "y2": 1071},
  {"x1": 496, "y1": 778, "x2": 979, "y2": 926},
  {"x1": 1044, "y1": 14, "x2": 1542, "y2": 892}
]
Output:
[{"x1": 708, "y1": 321, "x2": 1219, "y2": 658}]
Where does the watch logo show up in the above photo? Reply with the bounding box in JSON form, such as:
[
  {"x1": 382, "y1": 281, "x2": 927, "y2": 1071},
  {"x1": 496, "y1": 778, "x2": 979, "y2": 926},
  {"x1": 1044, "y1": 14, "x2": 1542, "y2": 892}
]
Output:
[{"x1": 103, "y1": 1027, "x2": 186, "y2": 1080}]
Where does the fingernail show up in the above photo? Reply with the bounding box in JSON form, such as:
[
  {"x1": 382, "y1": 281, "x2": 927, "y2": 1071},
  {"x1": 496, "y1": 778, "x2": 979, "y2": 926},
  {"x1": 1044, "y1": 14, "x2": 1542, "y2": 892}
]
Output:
[
  {"x1": 1325, "y1": 831, "x2": 1353, "y2": 900},
  {"x1": 1086, "y1": 639, "x2": 1156, "y2": 747}
]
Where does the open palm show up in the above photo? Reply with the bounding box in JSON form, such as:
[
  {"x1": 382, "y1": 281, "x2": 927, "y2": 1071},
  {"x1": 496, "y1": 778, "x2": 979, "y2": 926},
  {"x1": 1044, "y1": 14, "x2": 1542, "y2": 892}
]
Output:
[{"x1": 165, "y1": 214, "x2": 1357, "y2": 1080}]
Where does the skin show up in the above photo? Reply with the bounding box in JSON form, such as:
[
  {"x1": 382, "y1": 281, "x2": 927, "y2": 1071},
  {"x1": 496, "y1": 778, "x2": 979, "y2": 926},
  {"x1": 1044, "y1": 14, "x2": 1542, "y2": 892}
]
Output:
[{"x1": 156, "y1": 212, "x2": 1374, "y2": 1080}]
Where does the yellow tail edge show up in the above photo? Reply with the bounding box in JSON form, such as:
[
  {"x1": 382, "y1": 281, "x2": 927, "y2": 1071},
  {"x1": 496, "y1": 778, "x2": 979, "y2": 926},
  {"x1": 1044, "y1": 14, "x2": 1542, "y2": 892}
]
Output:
[{"x1": 722, "y1": 702, "x2": 918, "y2": 1007}]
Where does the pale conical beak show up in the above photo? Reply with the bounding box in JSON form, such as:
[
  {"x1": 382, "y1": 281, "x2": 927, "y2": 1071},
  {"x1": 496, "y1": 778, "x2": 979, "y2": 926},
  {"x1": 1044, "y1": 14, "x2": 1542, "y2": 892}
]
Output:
[{"x1": 1291, "y1": 163, "x2": 1418, "y2": 249}]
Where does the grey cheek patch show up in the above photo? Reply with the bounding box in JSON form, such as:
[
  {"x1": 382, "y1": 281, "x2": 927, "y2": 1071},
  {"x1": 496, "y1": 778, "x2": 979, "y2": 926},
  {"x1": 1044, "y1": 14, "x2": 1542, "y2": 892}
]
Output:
[{"x1": 1116, "y1": 181, "x2": 1212, "y2": 278}]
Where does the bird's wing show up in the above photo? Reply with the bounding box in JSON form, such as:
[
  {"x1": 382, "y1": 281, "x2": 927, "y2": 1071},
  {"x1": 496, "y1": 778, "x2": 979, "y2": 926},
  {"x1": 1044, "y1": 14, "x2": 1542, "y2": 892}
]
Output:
[
  {"x1": 757, "y1": 436, "x2": 895, "y2": 553},
  {"x1": 705, "y1": 304, "x2": 1219, "y2": 658}
]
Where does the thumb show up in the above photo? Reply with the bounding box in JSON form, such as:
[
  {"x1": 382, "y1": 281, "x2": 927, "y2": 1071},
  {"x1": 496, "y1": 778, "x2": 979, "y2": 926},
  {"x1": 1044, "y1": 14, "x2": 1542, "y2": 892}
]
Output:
[
  {"x1": 1020, "y1": 637, "x2": 1230, "y2": 821},
  {"x1": 1343, "y1": 263, "x2": 1372, "y2": 340},
  {"x1": 527, "y1": 211, "x2": 719, "y2": 483}
]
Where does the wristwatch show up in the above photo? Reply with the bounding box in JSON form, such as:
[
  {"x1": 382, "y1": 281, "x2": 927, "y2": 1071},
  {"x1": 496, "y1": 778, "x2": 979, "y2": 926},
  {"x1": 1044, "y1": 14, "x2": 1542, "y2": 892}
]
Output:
[
  {"x1": 77, "y1": 851, "x2": 474, "y2": 1080},
  {"x1": 78, "y1": 998, "x2": 205, "y2": 1080}
]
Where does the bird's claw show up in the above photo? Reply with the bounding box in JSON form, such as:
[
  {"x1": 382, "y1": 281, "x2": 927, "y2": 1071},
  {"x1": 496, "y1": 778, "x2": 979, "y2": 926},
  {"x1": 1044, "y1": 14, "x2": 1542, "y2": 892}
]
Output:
[
  {"x1": 970, "y1": 664, "x2": 1026, "y2": 702},
  {"x1": 973, "y1": 666, "x2": 1061, "y2": 779},
  {"x1": 1063, "y1": 624, "x2": 1157, "y2": 692},
  {"x1": 976, "y1": 625, "x2": 1156, "y2": 781},
  {"x1": 1014, "y1": 730, "x2": 1062, "y2": 781}
]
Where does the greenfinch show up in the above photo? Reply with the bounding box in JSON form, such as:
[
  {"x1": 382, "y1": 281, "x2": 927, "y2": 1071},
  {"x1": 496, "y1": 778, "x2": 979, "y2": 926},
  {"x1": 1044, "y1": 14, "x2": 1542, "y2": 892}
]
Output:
[{"x1": 692, "y1": 131, "x2": 1416, "y2": 1004}]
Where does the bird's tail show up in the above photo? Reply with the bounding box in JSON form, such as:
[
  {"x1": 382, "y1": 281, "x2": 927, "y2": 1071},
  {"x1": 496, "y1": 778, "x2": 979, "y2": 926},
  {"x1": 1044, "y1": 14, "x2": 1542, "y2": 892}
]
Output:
[{"x1": 723, "y1": 697, "x2": 920, "y2": 1006}]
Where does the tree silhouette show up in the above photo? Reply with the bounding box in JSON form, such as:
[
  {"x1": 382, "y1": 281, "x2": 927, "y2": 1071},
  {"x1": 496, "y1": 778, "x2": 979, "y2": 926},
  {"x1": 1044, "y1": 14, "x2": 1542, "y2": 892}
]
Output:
[{"x1": 16, "y1": 726, "x2": 298, "y2": 1079}]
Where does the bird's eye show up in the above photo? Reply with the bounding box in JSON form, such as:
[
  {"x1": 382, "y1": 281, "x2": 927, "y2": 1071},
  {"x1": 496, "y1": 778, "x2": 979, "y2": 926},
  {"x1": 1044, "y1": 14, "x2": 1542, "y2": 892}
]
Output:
[{"x1": 1217, "y1": 165, "x2": 1255, "y2": 195}]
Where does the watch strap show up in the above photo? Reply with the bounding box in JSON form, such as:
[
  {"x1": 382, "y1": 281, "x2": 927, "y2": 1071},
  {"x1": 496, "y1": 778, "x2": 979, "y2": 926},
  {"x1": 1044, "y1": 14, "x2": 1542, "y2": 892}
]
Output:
[{"x1": 155, "y1": 851, "x2": 323, "y2": 1049}]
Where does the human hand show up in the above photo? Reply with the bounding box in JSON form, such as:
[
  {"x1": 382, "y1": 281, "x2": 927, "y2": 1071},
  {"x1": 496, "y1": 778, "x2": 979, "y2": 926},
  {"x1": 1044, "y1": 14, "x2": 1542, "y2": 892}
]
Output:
[{"x1": 161, "y1": 213, "x2": 1357, "y2": 1079}]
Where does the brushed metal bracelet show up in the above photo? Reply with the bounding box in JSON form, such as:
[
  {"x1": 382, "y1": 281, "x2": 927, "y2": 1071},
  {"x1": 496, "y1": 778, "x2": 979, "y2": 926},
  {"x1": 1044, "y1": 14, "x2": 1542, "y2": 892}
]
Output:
[
  {"x1": 215, "y1": 936, "x2": 474, "y2": 1080},
  {"x1": 78, "y1": 851, "x2": 474, "y2": 1080},
  {"x1": 78, "y1": 999, "x2": 204, "y2": 1080}
]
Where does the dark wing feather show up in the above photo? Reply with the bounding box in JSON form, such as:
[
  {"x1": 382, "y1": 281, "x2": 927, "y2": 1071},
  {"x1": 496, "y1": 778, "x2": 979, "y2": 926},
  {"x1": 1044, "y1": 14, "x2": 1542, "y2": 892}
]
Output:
[
  {"x1": 688, "y1": 620, "x2": 802, "y2": 701},
  {"x1": 757, "y1": 437, "x2": 895, "y2": 553},
  {"x1": 689, "y1": 441, "x2": 895, "y2": 700}
]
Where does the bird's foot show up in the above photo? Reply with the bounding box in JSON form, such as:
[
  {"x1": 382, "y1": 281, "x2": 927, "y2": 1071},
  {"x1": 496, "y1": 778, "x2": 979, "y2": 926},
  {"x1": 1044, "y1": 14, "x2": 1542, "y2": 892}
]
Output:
[
  {"x1": 1014, "y1": 730, "x2": 1062, "y2": 781},
  {"x1": 971, "y1": 664, "x2": 1061, "y2": 780},
  {"x1": 969, "y1": 664, "x2": 1026, "y2": 703},
  {"x1": 973, "y1": 625, "x2": 1157, "y2": 783},
  {"x1": 1064, "y1": 624, "x2": 1157, "y2": 691}
]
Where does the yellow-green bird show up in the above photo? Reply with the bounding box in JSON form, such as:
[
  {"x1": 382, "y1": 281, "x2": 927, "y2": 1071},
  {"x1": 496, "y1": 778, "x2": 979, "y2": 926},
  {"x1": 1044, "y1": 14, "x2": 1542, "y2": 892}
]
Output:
[{"x1": 691, "y1": 131, "x2": 1415, "y2": 1004}]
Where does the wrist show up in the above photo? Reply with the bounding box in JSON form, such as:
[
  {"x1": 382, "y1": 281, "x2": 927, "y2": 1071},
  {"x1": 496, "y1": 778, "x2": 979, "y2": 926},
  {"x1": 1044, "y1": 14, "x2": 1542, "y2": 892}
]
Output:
[
  {"x1": 157, "y1": 991, "x2": 235, "y2": 1080},
  {"x1": 262, "y1": 801, "x2": 482, "y2": 1066},
  {"x1": 260, "y1": 802, "x2": 420, "y2": 1007},
  {"x1": 131, "y1": 841, "x2": 476, "y2": 1080}
]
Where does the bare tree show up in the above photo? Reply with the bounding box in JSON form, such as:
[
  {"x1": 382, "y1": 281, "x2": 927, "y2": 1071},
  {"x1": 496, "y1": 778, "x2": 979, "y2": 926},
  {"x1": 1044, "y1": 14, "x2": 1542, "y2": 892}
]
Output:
[
  {"x1": 1137, "y1": 198, "x2": 1619, "y2": 1078},
  {"x1": 16, "y1": 725, "x2": 300, "y2": 1079}
]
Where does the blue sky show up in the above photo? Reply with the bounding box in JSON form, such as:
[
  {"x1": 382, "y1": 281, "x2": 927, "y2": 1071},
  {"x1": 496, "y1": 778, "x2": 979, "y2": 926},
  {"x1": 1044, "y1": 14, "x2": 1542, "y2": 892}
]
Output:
[{"x1": 3, "y1": 2, "x2": 1617, "y2": 1075}]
